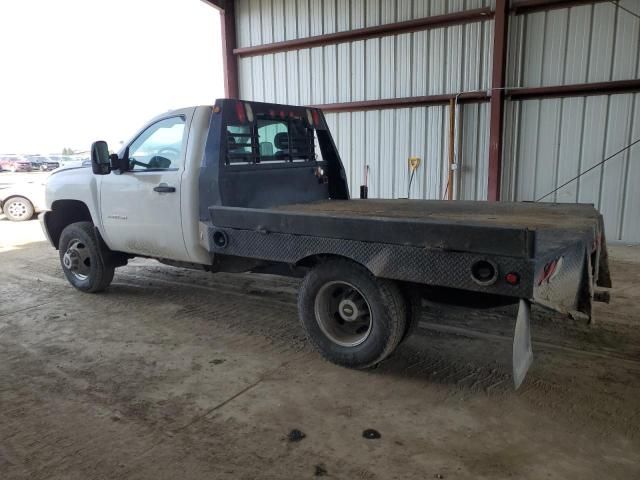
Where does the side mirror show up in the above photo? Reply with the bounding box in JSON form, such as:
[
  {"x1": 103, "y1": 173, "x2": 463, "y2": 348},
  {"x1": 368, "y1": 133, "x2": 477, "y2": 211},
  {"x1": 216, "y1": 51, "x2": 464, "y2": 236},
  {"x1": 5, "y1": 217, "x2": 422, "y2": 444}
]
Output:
[
  {"x1": 91, "y1": 141, "x2": 111, "y2": 175},
  {"x1": 117, "y1": 146, "x2": 131, "y2": 172}
]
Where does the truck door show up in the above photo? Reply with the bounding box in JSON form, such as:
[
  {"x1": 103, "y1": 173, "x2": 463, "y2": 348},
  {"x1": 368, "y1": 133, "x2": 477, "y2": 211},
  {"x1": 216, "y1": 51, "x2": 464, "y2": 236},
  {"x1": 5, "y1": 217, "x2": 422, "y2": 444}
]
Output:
[{"x1": 99, "y1": 115, "x2": 190, "y2": 261}]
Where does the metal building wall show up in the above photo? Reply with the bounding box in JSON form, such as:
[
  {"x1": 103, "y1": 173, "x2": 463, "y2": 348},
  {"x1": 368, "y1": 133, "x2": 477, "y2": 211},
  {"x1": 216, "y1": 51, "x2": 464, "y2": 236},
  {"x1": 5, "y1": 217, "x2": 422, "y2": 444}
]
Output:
[
  {"x1": 503, "y1": 1, "x2": 640, "y2": 242},
  {"x1": 324, "y1": 103, "x2": 489, "y2": 200},
  {"x1": 234, "y1": 0, "x2": 494, "y2": 200},
  {"x1": 232, "y1": 0, "x2": 640, "y2": 241}
]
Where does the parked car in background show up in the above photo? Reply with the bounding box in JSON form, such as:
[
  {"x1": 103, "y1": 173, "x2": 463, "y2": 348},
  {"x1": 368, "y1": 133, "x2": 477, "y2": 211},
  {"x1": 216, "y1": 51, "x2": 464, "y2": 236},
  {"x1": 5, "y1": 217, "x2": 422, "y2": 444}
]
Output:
[
  {"x1": 49, "y1": 156, "x2": 83, "y2": 170},
  {"x1": 0, "y1": 156, "x2": 32, "y2": 172},
  {"x1": 0, "y1": 179, "x2": 45, "y2": 221},
  {"x1": 26, "y1": 156, "x2": 60, "y2": 171}
]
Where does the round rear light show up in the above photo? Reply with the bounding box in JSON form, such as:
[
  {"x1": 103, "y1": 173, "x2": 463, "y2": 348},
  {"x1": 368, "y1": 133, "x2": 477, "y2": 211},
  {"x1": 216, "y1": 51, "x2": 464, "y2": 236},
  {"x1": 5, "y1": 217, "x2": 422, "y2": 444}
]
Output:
[
  {"x1": 505, "y1": 272, "x2": 520, "y2": 285},
  {"x1": 212, "y1": 230, "x2": 228, "y2": 248},
  {"x1": 471, "y1": 259, "x2": 498, "y2": 286}
]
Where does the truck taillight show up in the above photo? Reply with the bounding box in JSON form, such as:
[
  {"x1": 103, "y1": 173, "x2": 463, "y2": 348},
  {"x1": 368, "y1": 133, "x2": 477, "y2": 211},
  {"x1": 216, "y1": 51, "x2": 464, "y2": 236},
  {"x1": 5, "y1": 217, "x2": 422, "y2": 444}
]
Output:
[
  {"x1": 312, "y1": 109, "x2": 321, "y2": 127},
  {"x1": 505, "y1": 272, "x2": 520, "y2": 285},
  {"x1": 235, "y1": 102, "x2": 246, "y2": 123}
]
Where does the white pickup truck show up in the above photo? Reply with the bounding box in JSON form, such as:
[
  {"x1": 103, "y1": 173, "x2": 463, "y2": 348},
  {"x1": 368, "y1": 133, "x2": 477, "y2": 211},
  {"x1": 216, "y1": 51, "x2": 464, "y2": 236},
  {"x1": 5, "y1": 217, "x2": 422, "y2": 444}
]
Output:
[{"x1": 42, "y1": 99, "x2": 611, "y2": 388}]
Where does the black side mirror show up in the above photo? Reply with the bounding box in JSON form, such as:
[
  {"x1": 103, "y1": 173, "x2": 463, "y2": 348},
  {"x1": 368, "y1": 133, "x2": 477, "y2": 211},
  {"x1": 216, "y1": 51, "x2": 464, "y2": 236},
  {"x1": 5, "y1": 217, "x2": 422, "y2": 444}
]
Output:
[
  {"x1": 91, "y1": 141, "x2": 111, "y2": 175},
  {"x1": 111, "y1": 146, "x2": 131, "y2": 172}
]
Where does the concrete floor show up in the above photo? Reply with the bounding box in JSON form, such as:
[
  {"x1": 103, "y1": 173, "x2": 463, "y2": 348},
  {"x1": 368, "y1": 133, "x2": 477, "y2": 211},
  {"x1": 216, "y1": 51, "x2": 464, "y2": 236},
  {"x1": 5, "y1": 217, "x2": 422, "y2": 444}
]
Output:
[{"x1": 1, "y1": 217, "x2": 639, "y2": 479}]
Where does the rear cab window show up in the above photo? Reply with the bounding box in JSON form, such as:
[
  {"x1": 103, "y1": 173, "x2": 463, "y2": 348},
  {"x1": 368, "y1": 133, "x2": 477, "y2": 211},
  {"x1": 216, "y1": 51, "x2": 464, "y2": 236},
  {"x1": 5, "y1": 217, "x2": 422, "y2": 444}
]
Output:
[{"x1": 225, "y1": 113, "x2": 318, "y2": 166}]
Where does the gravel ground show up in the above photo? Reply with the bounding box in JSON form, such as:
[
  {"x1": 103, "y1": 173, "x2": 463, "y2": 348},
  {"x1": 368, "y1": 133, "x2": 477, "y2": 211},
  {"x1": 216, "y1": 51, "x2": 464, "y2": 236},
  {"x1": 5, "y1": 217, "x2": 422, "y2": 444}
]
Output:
[{"x1": 1, "y1": 217, "x2": 639, "y2": 479}]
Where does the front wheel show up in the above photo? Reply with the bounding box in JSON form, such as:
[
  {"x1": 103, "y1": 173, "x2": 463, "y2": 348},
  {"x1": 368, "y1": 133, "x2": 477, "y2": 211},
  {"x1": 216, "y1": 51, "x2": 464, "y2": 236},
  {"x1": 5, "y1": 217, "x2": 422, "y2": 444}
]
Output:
[
  {"x1": 59, "y1": 222, "x2": 115, "y2": 293},
  {"x1": 298, "y1": 259, "x2": 407, "y2": 369}
]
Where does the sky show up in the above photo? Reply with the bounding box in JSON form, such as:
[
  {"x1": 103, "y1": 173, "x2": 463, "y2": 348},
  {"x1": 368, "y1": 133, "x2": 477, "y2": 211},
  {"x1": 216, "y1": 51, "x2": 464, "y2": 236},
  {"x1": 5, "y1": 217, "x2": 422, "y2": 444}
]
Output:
[{"x1": 0, "y1": 0, "x2": 223, "y2": 154}]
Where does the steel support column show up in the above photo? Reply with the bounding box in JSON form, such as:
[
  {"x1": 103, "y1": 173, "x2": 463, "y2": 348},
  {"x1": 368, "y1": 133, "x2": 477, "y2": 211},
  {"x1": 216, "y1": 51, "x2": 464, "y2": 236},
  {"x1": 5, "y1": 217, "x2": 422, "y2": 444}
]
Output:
[
  {"x1": 220, "y1": 0, "x2": 239, "y2": 98},
  {"x1": 487, "y1": 0, "x2": 509, "y2": 201}
]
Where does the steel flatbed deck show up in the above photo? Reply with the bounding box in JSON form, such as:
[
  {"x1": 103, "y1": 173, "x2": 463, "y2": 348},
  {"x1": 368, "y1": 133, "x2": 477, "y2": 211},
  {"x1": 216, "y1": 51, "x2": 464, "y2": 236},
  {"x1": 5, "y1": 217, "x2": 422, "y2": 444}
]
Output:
[
  {"x1": 205, "y1": 198, "x2": 609, "y2": 314},
  {"x1": 209, "y1": 199, "x2": 604, "y2": 259}
]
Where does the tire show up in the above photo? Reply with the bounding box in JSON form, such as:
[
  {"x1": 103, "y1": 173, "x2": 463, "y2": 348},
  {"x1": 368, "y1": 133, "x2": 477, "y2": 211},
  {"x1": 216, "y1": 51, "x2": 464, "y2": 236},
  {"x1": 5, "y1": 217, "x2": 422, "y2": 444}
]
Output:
[
  {"x1": 58, "y1": 222, "x2": 115, "y2": 293},
  {"x1": 3, "y1": 196, "x2": 34, "y2": 221},
  {"x1": 400, "y1": 285, "x2": 423, "y2": 343},
  {"x1": 298, "y1": 259, "x2": 407, "y2": 369}
]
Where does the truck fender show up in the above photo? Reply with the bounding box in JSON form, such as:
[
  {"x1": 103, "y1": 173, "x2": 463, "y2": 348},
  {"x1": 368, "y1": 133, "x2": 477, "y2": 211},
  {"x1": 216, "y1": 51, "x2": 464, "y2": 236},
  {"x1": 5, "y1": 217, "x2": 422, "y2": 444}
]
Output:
[{"x1": 43, "y1": 200, "x2": 94, "y2": 249}]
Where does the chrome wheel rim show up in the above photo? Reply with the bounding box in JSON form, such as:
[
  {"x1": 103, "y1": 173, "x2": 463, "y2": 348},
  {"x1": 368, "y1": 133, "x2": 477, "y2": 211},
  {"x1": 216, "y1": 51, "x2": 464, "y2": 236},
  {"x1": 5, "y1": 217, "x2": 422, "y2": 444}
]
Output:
[
  {"x1": 63, "y1": 239, "x2": 91, "y2": 280},
  {"x1": 7, "y1": 201, "x2": 29, "y2": 219},
  {"x1": 314, "y1": 281, "x2": 372, "y2": 347}
]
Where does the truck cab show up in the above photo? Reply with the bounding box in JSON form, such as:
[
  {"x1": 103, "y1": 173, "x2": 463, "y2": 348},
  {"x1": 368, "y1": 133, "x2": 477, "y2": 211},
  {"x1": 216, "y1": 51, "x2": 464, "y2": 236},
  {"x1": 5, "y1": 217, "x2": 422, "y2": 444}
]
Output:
[{"x1": 44, "y1": 106, "x2": 210, "y2": 265}]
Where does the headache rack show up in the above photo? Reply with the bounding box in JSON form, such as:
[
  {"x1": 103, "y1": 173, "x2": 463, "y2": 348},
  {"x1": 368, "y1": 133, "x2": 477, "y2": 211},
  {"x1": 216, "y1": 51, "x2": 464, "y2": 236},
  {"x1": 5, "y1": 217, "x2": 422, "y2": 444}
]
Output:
[{"x1": 225, "y1": 114, "x2": 317, "y2": 165}]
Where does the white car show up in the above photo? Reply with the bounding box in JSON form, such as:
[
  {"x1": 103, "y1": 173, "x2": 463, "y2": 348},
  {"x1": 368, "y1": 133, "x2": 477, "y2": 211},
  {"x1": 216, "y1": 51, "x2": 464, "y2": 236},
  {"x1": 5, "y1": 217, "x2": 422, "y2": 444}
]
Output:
[
  {"x1": 0, "y1": 180, "x2": 46, "y2": 221},
  {"x1": 49, "y1": 156, "x2": 84, "y2": 170}
]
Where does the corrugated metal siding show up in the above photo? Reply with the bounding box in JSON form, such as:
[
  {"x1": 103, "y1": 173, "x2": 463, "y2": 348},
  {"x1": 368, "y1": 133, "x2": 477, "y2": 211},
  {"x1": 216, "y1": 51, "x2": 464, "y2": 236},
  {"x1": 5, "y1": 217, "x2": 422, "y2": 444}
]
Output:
[
  {"x1": 234, "y1": 0, "x2": 640, "y2": 240},
  {"x1": 507, "y1": 1, "x2": 640, "y2": 87},
  {"x1": 235, "y1": 0, "x2": 494, "y2": 48},
  {"x1": 504, "y1": 92, "x2": 640, "y2": 242},
  {"x1": 504, "y1": 1, "x2": 640, "y2": 242},
  {"x1": 236, "y1": 0, "x2": 494, "y2": 100},
  {"x1": 235, "y1": 1, "x2": 492, "y2": 201},
  {"x1": 237, "y1": 22, "x2": 494, "y2": 101},
  {"x1": 325, "y1": 104, "x2": 488, "y2": 201}
]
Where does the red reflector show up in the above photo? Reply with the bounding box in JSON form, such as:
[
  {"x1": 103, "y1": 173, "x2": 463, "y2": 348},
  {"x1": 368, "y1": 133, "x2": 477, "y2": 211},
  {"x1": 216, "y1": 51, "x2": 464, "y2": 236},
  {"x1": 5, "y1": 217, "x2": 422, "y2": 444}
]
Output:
[
  {"x1": 235, "y1": 102, "x2": 246, "y2": 123},
  {"x1": 312, "y1": 109, "x2": 321, "y2": 126},
  {"x1": 505, "y1": 272, "x2": 520, "y2": 285}
]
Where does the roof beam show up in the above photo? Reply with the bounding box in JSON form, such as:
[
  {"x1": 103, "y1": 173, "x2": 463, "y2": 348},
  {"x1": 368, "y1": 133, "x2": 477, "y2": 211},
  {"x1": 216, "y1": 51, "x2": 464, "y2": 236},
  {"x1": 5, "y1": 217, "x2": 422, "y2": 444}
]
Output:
[
  {"x1": 511, "y1": 0, "x2": 610, "y2": 14},
  {"x1": 310, "y1": 92, "x2": 490, "y2": 113},
  {"x1": 200, "y1": 0, "x2": 225, "y2": 11},
  {"x1": 507, "y1": 79, "x2": 640, "y2": 100}
]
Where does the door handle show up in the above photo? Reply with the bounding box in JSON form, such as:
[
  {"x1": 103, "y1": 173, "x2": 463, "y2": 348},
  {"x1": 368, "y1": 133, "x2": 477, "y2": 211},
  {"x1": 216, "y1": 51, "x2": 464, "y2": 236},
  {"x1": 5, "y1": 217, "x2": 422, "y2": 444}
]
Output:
[{"x1": 153, "y1": 184, "x2": 176, "y2": 193}]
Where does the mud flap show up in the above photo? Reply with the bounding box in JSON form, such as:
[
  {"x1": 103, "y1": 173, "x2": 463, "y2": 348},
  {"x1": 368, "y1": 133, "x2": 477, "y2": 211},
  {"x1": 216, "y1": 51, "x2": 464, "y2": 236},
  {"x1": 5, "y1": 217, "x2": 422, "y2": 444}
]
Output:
[{"x1": 513, "y1": 299, "x2": 533, "y2": 389}]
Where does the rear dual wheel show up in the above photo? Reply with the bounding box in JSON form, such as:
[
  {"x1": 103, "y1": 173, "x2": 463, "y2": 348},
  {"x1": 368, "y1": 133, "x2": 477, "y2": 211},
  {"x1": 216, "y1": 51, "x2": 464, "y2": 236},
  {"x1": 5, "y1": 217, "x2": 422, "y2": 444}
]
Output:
[{"x1": 298, "y1": 259, "x2": 410, "y2": 369}]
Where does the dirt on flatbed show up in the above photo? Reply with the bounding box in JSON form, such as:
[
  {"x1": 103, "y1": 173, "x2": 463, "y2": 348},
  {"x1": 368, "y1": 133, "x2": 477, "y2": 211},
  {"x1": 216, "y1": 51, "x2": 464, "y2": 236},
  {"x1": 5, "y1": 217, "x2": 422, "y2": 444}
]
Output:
[
  {"x1": 1, "y1": 217, "x2": 639, "y2": 480},
  {"x1": 275, "y1": 199, "x2": 602, "y2": 230}
]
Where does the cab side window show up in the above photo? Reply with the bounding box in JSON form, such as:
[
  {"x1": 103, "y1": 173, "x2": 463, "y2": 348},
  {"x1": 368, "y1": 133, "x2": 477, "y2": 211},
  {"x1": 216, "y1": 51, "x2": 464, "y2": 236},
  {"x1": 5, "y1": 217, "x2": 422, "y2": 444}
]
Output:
[{"x1": 129, "y1": 116, "x2": 186, "y2": 171}]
